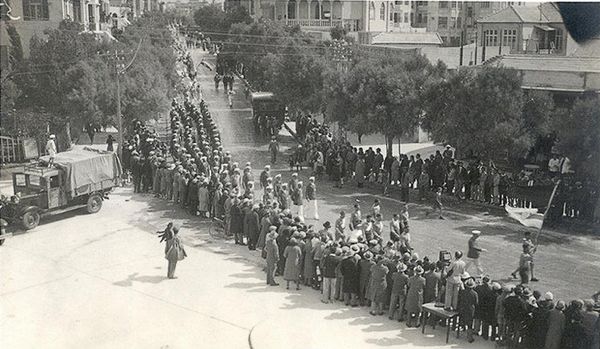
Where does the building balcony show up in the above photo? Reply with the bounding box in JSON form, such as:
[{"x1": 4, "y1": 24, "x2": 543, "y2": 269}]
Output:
[{"x1": 286, "y1": 18, "x2": 360, "y2": 31}]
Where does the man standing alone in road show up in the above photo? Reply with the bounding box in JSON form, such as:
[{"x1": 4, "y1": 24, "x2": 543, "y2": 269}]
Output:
[{"x1": 465, "y1": 230, "x2": 487, "y2": 277}]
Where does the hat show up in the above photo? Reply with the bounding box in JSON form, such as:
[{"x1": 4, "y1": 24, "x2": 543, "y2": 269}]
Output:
[
  {"x1": 364, "y1": 251, "x2": 373, "y2": 260},
  {"x1": 350, "y1": 245, "x2": 360, "y2": 253},
  {"x1": 292, "y1": 172, "x2": 298, "y2": 177},
  {"x1": 323, "y1": 221, "x2": 331, "y2": 228},
  {"x1": 265, "y1": 165, "x2": 270, "y2": 169},
  {"x1": 543, "y1": 292, "x2": 554, "y2": 301},
  {"x1": 269, "y1": 225, "x2": 277, "y2": 231},
  {"x1": 415, "y1": 266, "x2": 424, "y2": 275},
  {"x1": 309, "y1": 176, "x2": 315, "y2": 182},
  {"x1": 464, "y1": 278, "x2": 476, "y2": 288},
  {"x1": 471, "y1": 230, "x2": 481, "y2": 235},
  {"x1": 398, "y1": 263, "x2": 408, "y2": 272},
  {"x1": 491, "y1": 282, "x2": 502, "y2": 291},
  {"x1": 49, "y1": 134, "x2": 56, "y2": 139},
  {"x1": 522, "y1": 287, "x2": 533, "y2": 297}
]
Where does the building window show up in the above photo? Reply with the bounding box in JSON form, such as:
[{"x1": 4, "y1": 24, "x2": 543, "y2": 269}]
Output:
[
  {"x1": 484, "y1": 29, "x2": 498, "y2": 46},
  {"x1": 439, "y1": 1, "x2": 448, "y2": 8},
  {"x1": 438, "y1": 16, "x2": 448, "y2": 28},
  {"x1": 404, "y1": 12, "x2": 408, "y2": 23},
  {"x1": 553, "y1": 28, "x2": 563, "y2": 50},
  {"x1": 501, "y1": 29, "x2": 517, "y2": 49},
  {"x1": 370, "y1": 2, "x2": 375, "y2": 20},
  {"x1": 380, "y1": 3, "x2": 386, "y2": 20},
  {"x1": 451, "y1": 1, "x2": 457, "y2": 8},
  {"x1": 481, "y1": 1, "x2": 490, "y2": 8},
  {"x1": 404, "y1": 1, "x2": 409, "y2": 5},
  {"x1": 23, "y1": 0, "x2": 49, "y2": 20}
]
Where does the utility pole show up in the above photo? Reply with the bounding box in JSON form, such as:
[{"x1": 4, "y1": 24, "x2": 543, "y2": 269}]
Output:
[
  {"x1": 115, "y1": 55, "x2": 123, "y2": 160},
  {"x1": 107, "y1": 39, "x2": 142, "y2": 161}
]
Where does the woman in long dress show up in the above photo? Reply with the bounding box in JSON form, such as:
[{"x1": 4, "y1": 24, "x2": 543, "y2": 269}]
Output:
[
  {"x1": 283, "y1": 238, "x2": 303, "y2": 290},
  {"x1": 405, "y1": 266, "x2": 426, "y2": 327},
  {"x1": 164, "y1": 227, "x2": 187, "y2": 279}
]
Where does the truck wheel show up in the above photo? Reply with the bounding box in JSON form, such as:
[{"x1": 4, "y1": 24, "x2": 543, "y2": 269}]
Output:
[
  {"x1": 22, "y1": 211, "x2": 40, "y2": 230},
  {"x1": 86, "y1": 194, "x2": 103, "y2": 214}
]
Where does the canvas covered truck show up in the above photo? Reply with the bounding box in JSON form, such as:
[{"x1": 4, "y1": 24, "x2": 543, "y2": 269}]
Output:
[{"x1": 0, "y1": 147, "x2": 122, "y2": 231}]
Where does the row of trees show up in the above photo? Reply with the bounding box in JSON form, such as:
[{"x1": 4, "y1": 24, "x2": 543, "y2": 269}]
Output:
[
  {"x1": 1, "y1": 12, "x2": 184, "y2": 149},
  {"x1": 196, "y1": 5, "x2": 598, "y2": 177}
]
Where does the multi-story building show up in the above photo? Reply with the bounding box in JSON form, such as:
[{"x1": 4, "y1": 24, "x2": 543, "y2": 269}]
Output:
[
  {"x1": 226, "y1": 0, "x2": 396, "y2": 35},
  {"x1": 1, "y1": 0, "x2": 113, "y2": 59},
  {"x1": 390, "y1": 0, "x2": 411, "y2": 32},
  {"x1": 411, "y1": 1, "x2": 534, "y2": 46}
]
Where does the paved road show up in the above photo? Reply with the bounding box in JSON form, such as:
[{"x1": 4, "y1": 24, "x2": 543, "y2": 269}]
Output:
[
  {"x1": 0, "y1": 49, "x2": 597, "y2": 349},
  {"x1": 193, "y1": 49, "x2": 600, "y2": 301}
]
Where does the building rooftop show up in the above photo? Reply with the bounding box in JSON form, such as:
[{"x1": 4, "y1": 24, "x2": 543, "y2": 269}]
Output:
[
  {"x1": 495, "y1": 55, "x2": 600, "y2": 73},
  {"x1": 371, "y1": 32, "x2": 443, "y2": 45},
  {"x1": 478, "y1": 3, "x2": 563, "y2": 24}
]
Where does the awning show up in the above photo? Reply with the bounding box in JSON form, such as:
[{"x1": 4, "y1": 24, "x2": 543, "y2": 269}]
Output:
[{"x1": 535, "y1": 25, "x2": 556, "y2": 31}]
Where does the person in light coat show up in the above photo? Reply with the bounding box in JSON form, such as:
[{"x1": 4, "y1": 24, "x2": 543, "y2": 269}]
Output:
[
  {"x1": 264, "y1": 228, "x2": 279, "y2": 286},
  {"x1": 45, "y1": 134, "x2": 57, "y2": 167},
  {"x1": 304, "y1": 177, "x2": 319, "y2": 220},
  {"x1": 164, "y1": 227, "x2": 187, "y2": 279},
  {"x1": 283, "y1": 238, "x2": 303, "y2": 290}
]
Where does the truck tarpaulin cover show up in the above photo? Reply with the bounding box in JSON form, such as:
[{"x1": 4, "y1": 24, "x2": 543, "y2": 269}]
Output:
[{"x1": 40, "y1": 147, "x2": 122, "y2": 195}]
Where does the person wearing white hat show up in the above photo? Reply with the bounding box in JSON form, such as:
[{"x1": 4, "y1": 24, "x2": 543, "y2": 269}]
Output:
[
  {"x1": 45, "y1": 134, "x2": 57, "y2": 167},
  {"x1": 304, "y1": 176, "x2": 319, "y2": 220},
  {"x1": 465, "y1": 230, "x2": 487, "y2": 277}
]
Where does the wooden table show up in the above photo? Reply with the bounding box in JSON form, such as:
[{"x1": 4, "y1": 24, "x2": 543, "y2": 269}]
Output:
[{"x1": 420, "y1": 303, "x2": 459, "y2": 344}]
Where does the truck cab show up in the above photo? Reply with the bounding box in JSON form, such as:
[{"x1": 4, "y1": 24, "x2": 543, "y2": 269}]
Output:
[{"x1": 3, "y1": 148, "x2": 121, "y2": 230}]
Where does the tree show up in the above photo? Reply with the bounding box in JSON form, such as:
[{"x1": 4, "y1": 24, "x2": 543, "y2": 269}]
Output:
[
  {"x1": 423, "y1": 66, "x2": 530, "y2": 162},
  {"x1": 330, "y1": 25, "x2": 348, "y2": 40},
  {"x1": 325, "y1": 51, "x2": 439, "y2": 155},
  {"x1": 194, "y1": 4, "x2": 226, "y2": 32},
  {"x1": 550, "y1": 97, "x2": 600, "y2": 177}
]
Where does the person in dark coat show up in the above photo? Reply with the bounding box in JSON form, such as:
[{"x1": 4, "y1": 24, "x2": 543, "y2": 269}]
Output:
[
  {"x1": 474, "y1": 276, "x2": 498, "y2": 340},
  {"x1": 458, "y1": 278, "x2": 479, "y2": 343},
  {"x1": 340, "y1": 247, "x2": 360, "y2": 306},
  {"x1": 369, "y1": 257, "x2": 389, "y2": 316},
  {"x1": 106, "y1": 134, "x2": 115, "y2": 152},
  {"x1": 244, "y1": 205, "x2": 260, "y2": 250},
  {"x1": 423, "y1": 262, "x2": 442, "y2": 304},
  {"x1": 229, "y1": 198, "x2": 244, "y2": 245}
]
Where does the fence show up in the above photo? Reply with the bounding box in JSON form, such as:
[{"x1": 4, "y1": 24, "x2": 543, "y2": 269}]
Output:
[
  {"x1": 0, "y1": 136, "x2": 39, "y2": 164},
  {"x1": 0, "y1": 136, "x2": 23, "y2": 164}
]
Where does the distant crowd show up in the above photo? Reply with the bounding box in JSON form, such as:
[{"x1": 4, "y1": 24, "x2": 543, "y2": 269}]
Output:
[{"x1": 292, "y1": 115, "x2": 600, "y2": 225}]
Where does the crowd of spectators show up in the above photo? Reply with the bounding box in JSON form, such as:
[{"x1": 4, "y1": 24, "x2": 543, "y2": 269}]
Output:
[
  {"x1": 292, "y1": 115, "x2": 600, "y2": 224},
  {"x1": 123, "y1": 28, "x2": 600, "y2": 348}
]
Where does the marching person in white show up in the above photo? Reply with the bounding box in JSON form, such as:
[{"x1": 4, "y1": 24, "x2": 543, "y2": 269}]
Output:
[
  {"x1": 304, "y1": 176, "x2": 319, "y2": 220},
  {"x1": 465, "y1": 230, "x2": 487, "y2": 277},
  {"x1": 46, "y1": 134, "x2": 57, "y2": 168}
]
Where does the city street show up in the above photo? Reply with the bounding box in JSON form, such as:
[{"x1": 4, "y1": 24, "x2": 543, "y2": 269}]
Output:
[{"x1": 1, "y1": 47, "x2": 598, "y2": 349}]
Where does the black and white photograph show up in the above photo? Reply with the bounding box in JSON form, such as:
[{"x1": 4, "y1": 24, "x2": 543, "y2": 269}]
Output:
[{"x1": 1, "y1": 0, "x2": 599, "y2": 348}]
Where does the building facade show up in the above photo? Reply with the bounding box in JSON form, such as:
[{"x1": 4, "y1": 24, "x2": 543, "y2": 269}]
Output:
[
  {"x1": 411, "y1": 1, "x2": 533, "y2": 46},
  {"x1": 1, "y1": 0, "x2": 113, "y2": 59},
  {"x1": 226, "y1": 0, "x2": 396, "y2": 34},
  {"x1": 477, "y1": 3, "x2": 570, "y2": 55}
]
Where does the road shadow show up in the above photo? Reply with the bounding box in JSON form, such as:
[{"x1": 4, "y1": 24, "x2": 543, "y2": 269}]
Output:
[{"x1": 113, "y1": 272, "x2": 167, "y2": 287}]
